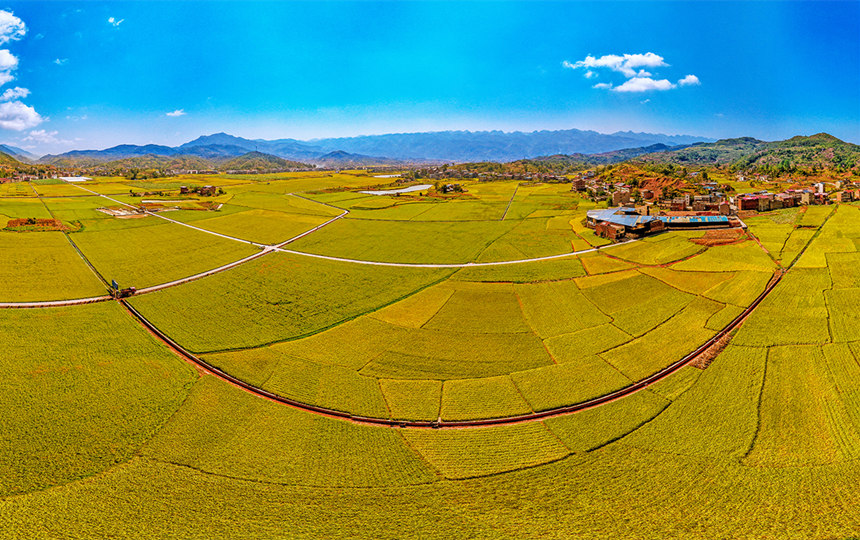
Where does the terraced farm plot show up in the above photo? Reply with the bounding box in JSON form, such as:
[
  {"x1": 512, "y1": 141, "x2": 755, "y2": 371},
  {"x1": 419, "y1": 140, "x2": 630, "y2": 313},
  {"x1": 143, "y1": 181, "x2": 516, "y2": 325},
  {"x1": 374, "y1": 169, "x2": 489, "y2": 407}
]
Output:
[
  {"x1": 411, "y1": 200, "x2": 507, "y2": 221},
  {"x1": 178, "y1": 208, "x2": 335, "y2": 244},
  {"x1": 701, "y1": 269, "x2": 772, "y2": 307},
  {"x1": 825, "y1": 288, "x2": 860, "y2": 342},
  {"x1": 672, "y1": 240, "x2": 776, "y2": 272},
  {"x1": 511, "y1": 355, "x2": 632, "y2": 411},
  {"x1": 228, "y1": 191, "x2": 343, "y2": 217},
  {"x1": 744, "y1": 345, "x2": 860, "y2": 467},
  {"x1": 230, "y1": 312, "x2": 550, "y2": 378},
  {"x1": 745, "y1": 217, "x2": 796, "y2": 257},
  {"x1": 0, "y1": 182, "x2": 35, "y2": 196},
  {"x1": 623, "y1": 345, "x2": 766, "y2": 458},
  {"x1": 733, "y1": 268, "x2": 832, "y2": 347},
  {"x1": 544, "y1": 323, "x2": 632, "y2": 360},
  {"x1": 0, "y1": 302, "x2": 196, "y2": 497},
  {"x1": 346, "y1": 200, "x2": 439, "y2": 220},
  {"x1": 0, "y1": 198, "x2": 52, "y2": 219},
  {"x1": 0, "y1": 231, "x2": 106, "y2": 301},
  {"x1": 608, "y1": 234, "x2": 703, "y2": 265},
  {"x1": 369, "y1": 283, "x2": 455, "y2": 328},
  {"x1": 600, "y1": 297, "x2": 723, "y2": 381},
  {"x1": 515, "y1": 279, "x2": 610, "y2": 338},
  {"x1": 288, "y1": 218, "x2": 518, "y2": 264},
  {"x1": 129, "y1": 252, "x2": 452, "y2": 352},
  {"x1": 32, "y1": 182, "x2": 95, "y2": 197},
  {"x1": 400, "y1": 422, "x2": 570, "y2": 479},
  {"x1": 40, "y1": 196, "x2": 117, "y2": 223},
  {"x1": 423, "y1": 283, "x2": 531, "y2": 334},
  {"x1": 143, "y1": 376, "x2": 437, "y2": 487},
  {"x1": 827, "y1": 252, "x2": 860, "y2": 288},
  {"x1": 452, "y1": 256, "x2": 586, "y2": 283},
  {"x1": 380, "y1": 379, "x2": 442, "y2": 421},
  {"x1": 578, "y1": 251, "x2": 636, "y2": 274},
  {"x1": 439, "y1": 375, "x2": 532, "y2": 420},
  {"x1": 545, "y1": 389, "x2": 669, "y2": 452},
  {"x1": 778, "y1": 227, "x2": 816, "y2": 264},
  {"x1": 639, "y1": 266, "x2": 734, "y2": 295},
  {"x1": 262, "y1": 356, "x2": 390, "y2": 418},
  {"x1": 798, "y1": 204, "x2": 834, "y2": 227},
  {"x1": 476, "y1": 217, "x2": 579, "y2": 262},
  {"x1": 71, "y1": 221, "x2": 260, "y2": 288}
]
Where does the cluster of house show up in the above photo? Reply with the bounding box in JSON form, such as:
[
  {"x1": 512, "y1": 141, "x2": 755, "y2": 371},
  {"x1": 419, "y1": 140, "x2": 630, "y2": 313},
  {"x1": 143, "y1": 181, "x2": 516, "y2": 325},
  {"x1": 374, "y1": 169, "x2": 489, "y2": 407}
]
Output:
[
  {"x1": 439, "y1": 183, "x2": 465, "y2": 194},
  {"x1": 585, "y1": 207, "x2": 740, "y2": 240},
  {"x1": 735, "y1": 189, "x2": 826, "y2": 211},
  {"x1": 180, "y1": 185, "x2": 218, "y2": 196},
  {"x1": 414, "y1": 167, "x2": 568, "y2": 183},
  {"x1": 2, "y1": 172, "x2": 60, "y2": 182}
]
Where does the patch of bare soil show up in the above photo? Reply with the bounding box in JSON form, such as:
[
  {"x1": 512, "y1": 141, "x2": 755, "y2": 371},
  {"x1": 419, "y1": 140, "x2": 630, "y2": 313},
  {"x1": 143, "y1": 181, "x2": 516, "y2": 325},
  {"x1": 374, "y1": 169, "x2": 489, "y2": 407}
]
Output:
[
  {"x1": 5, "y1": 218, "x2": 68, "y2": 231},
  {"x1": 691, "y1": 332, "x2": 733, "y2": 369},
  {"x1": 691, "y1": 228, "x2": 745, "y2": 246}
]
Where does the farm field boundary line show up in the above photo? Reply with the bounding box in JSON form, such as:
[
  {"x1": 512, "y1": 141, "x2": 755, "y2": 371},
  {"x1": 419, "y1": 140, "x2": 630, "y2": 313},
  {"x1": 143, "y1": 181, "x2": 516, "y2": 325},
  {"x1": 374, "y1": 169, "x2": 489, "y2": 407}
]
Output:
[
  {"x1": 68, "y1": 180, "x2": 651, "y2": 267},
  {"x1": 0, "y1": 296, "x2": 113, "y2": 308},
  {"x1": 501, "y1": 183, "x2": 519, "y2": 221},
  {"x1": 133, "y1": 211, "x2": 349, "y2": 295},
  {"x1": 32, "y1": 189, "x2": 112, "y2": 289},
  {"x1": 119, "y1": 268, "x2": 783, "y2": 429},
  {"x1": 0, "y1": 190, "x2": 348, "y2": 307}
]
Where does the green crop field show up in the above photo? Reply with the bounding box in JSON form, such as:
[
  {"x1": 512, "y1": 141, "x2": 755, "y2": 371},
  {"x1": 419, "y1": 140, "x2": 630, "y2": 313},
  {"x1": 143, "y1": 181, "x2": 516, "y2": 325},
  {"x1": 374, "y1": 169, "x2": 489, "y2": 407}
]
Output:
[
  {"x1": 129, "y1": 252, "x2": 454, "y2": 352},
  {"x1": 71, "y1": 220, "x2": 260, "y2": 288},
  {"x1": 4, "y1": 168, "x2": 860, "y2": 538},
  {"x1": 0, "y1": 231, "x2": 107, "y2": 301}
]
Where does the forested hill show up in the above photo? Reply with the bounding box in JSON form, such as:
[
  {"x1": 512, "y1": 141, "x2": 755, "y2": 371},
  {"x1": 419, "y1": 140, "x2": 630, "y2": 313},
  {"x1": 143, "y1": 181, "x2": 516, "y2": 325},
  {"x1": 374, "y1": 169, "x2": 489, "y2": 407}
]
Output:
[
  {"x1": 634, "y1": 133, "x2": 860, "y2": 174},
  {"x1": 220, "y1": 152, "x2": 309, "y2": 171}
]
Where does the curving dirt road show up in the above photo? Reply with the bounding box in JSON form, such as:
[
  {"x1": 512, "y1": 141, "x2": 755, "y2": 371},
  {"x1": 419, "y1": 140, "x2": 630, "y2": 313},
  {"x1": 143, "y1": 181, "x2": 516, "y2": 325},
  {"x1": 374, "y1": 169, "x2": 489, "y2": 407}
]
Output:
[{"x1": 121, "y1": 269, "x2": 783, "y2": 429}]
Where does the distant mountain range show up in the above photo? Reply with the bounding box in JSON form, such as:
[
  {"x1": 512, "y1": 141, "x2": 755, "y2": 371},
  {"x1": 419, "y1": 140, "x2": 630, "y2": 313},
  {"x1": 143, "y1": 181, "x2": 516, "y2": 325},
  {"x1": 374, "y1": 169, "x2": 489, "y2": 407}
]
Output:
[
  {"x1": 5, "y1": 131, "x2": 853, "y2": 176},
  {"x1": 453, "y1": 134, "x2": 859, "y2": 177},
  {"x1": 0, "y1": 144, "x2": 38, "y2": 162},
  {"x1": 29, "y1": 129, "x2": 713, "y2": 166}
]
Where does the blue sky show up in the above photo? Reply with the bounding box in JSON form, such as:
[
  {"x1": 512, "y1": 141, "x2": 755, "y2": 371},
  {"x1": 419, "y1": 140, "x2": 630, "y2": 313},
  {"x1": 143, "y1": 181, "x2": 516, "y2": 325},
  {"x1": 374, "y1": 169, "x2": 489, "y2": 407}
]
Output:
[{"x1": 0, "y1": 0, "x2": 857, "y2": 154}]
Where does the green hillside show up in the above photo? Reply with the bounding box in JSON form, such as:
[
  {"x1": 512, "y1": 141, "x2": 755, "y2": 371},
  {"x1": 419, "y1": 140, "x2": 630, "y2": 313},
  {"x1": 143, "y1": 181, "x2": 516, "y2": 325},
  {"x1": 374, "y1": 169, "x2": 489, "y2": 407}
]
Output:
[
  {"x1": 636, "y1": 133, "x2": 860, "y2": 174},
  {"x1": 0, "y1": 150, "x2": 20, "y2": 167},
  {"x1": 220, "y1": 151, "x2": 311, "y2": 171}
]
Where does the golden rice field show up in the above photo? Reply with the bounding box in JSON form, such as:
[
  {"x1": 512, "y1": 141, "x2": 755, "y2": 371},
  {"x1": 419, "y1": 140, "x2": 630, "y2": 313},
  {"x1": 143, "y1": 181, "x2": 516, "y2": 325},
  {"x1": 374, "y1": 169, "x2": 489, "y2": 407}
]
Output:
[{"x1": 2, "y1": 172, "x2": 860, "y2": 538}]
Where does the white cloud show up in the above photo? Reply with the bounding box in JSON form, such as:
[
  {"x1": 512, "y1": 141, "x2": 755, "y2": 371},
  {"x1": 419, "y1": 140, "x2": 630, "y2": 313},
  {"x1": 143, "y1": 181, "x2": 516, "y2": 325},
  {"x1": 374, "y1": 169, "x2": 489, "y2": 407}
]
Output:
[
  {"x1": 108, "y1": 16, "x2": 124, "y2": 27},
  {"x1": 565, "y1": 52, "x2": 701, "y2": 96},
  {"x1": 54, "y1": 58, "x2": 68, "y2": 66},
  {"x1": 0, "y1": 86, "x2": 28, "y2": 101},
  {"x1": 0, "y1": 71, "x2": 14, "y2": 86},
  {"x1": 640, "y1": 99, "x2": 651, "y2": 104},
  {"x1": 165, "y1": 109, "x2": 186, "y2": 117},
  {"x1": 565, "y1": 52, "x2": 667, "y2": 78},
  {"x1": 0, "y1": 11, "x2": 25, "y2": 46},
  {"x1": 612, "y1": 77, "x2": 676, "y2": 93},
  {"x1": 0, "y1": 49, "x2": 18, "y2": 71},
  {"x1": 0, "y1": 101, "x2": 42, "y2": 130},
  {"x1": 23, "y1": 129, "x2": 65, "y2": 144}
]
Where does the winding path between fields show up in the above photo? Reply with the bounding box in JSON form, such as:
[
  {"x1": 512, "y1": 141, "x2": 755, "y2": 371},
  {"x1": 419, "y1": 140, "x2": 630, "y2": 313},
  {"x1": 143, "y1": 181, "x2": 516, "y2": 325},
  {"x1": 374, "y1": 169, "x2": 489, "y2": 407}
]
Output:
[
  {"x1": 118, "y1": 207, "x2": 828, "y2": 428},
  {"x1": 1, "y1": 184, "x2": 645, "y2": 307},
  {"x1": 3, "y1": 181, "x2": 827, "y2": 427},
  {"x1": 122, "y1": 268, "x2": 784, "y2": 429}
]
